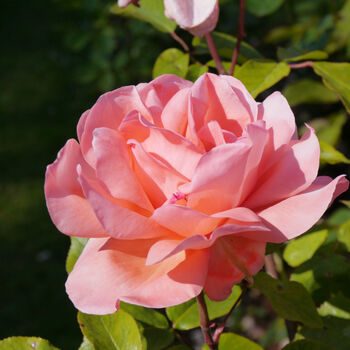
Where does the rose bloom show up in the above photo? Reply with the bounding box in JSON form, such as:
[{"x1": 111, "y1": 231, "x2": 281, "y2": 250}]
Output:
[
  {"x1": 45, "y1": 73, "x2": 348, "y2": 314},
  {"x1": 118, "y1": 0, "x2": 219, "y2": 36}
]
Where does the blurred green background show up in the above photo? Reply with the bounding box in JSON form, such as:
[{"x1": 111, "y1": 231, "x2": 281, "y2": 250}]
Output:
[{"x1": 1, "y1": 0, "x2": 349, "y2": 349}]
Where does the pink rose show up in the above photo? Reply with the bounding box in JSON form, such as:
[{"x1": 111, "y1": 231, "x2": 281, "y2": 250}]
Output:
[
  {"x1": 164, "y1": 0, "x2": 219, "y2": 36},
  {"x1": 45, "y1": 73, "x2": 348, "y2": 314},
  {"x1": 118, "y1": 0, "x2": 219, "y2": 36}
]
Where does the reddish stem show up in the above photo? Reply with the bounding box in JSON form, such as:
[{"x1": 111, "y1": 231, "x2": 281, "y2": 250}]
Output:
[
  {"x1": 205, "y1": 32, "x2": 226, "y2": 75},
  {"x1": 289, "y1": 61, "x2": 314, "y2": 69},
  {"x1": 212, "y1": 280, "x2": 248, "y2": 343},
  {"x1": 229, "y1": 0, "x2": 246, "y2": 76},
  {"x1": 196, "y1": 292, "x2": 217, "y2": 350},
  {"x1": 170, "y1": 32, "x2": 190, "y2": 52}
]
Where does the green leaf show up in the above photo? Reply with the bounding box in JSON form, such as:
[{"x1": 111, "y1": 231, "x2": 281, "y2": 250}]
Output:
[
  {"x1": 166, "y1": 286, "x2": 242, "y2": 330},
  {"x1": 338, "y1": 219, "x2": 350, "y2": 251},
  {"x1": 283, "y1": 79, "x2": 338, "y2": 107},
  {"x1": 313, "y1": 62, "x2": 350, "y2": 113},
  {"x1": 277, "y1": 47, "x2": 328, "y2": 62},
  {"x1": 341, "y1": 200, "x2": 350, "y2": 209},
  {"x1": 78, "y1": 310, "x2": 143, "y2": 350},
  {"x1": 318, "y1": 295, "x2": 350, "y2": 319},
  {"x1": 290, "y1": 270, "x2": 318, "y2": 293},
  {"x1": 206, "y1": 59, "x2": 232, "y2": 72},
  {"x1": 246, "y1": 0, "x2": 284, "y2": 16},
  {"x1": 282, "y1": 339, "x2": 329, "y2": 350},
  {"x1": 316, "y1": 112, "x2": 347, "y2": 147},
  {"x1": 328, "y1": 207, "x2": 350, "y2": 226},
  {"x1": 167, "y1": 346, "x2": 192, "y2": 350},
  {"x1": 142, "y1": 327, "x2": 174, "y2": 350},
  {"x1": 110, "y1": 0, "x2": 176, "y2": 33},
  {"x1": 219, "y1": 333, "x2": 263, "y2": 350},
  {"x1": 0, "y1": 337, "x2": 59, "y2": 350},
  {"x1": 186, "y1": 64, "x2": 208, "y2": 82},
  {"x1": 326, "y1": 0, "x2": 350, "y2": 54},
  {"x1": 253, "y1": 272, "x2": 323, "y2": 328},
  {"x1": 319, "y1": 141, "x2": 350, "y2": 166},
  {"x1": 119, "y1": 302, "x2": 169, "y2": 329},
  {"x1": 192, "y1": 32, "x2": 263, "y2": 61},
  {"x1": 78, "y1": 337, "x2": 94, "y2": 350},
  {"x1": 235, "y1": 60, "x2": 290, "y2": 98},
  {"x1": 283, "y1": 230, "x2": 328, "y2": 267},
  {"x1": 66, "y1": 236, "x2": 88, "y2": 274},
  {"x1": 152, "y1": 48, "x2": 189, "y2": 78},
  {"x1": 300, "y1": 317, "x2": 350, "y2": 350}
]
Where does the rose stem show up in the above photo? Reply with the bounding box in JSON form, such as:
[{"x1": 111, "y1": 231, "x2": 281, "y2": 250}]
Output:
[
  {"x1": 196, "y1": 292, "x2": 217, "y2": 350},
  {"x1": 170, "y1": 32, "x2": 190, "y2": 52},
  {"x1": 205, "y1": 32, "x2": 226, "y2": 75},
  {"x1": 264, "y1": 254, "x2": 297, "y2": 342},
  {"x1": 212, "y1": 280, "x2": 248, "y2": 343},
  {"x1": 289, "y1": 61, "x2": 314, "y2": 69},
  {"x1": 229, "y1": 0, "x2": 246, "y2": 76}
]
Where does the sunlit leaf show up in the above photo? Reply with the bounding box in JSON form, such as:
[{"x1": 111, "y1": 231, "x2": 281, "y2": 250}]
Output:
[
  {"x1": 166, "y1": 286, "x2": 242, "y2": 330},
  {"x1": 283, "y1": 230, "x2": 328, "y2": 267},
  {"x1": 206, "y1": 59, "x2": 232, "y2": 72},
  {"x1": 110, "y1": 0, "x2": 176, "y2": 33},
  {"x1": 253, "y1": 272, "x2": 323, "y2": 328},
  {"x1": 246, "y1": 0, "x2": 284, "y2": 17},
  {"x1": 78, "y1": 310, "x2": 143, "y2": 350},
  {"x1": 283, "y1": 79, "x2": 338, "y2": 107},
  {"x1": 316, "y1": 112, "x2": 347, "y2": 147},
  {"x1": 153, "y1": 48, "x2": 189, "y2": 78},
  {"x1": 0, "y1": 337, "x2": 59, "y2": 350},
  {"x1": 192, "y1": 32, "x2": 262, "y2": 62},
  {"x1": 277, "y1": 47, "x2": 328, "y2": 62},
  {"x1": 119, "y1": 302, "x2": 169, "y2": 329},
  {"x1": 318, "y1": 295, "x2": 350, "y2": 319},
  {"x1": 319, "y1": 141, "x2": 350, "y2": 166},
  {"x1": 78, "y1": 337, "x2": 94, "y2": 350},
  {"x1": 235, "y1": 60, "x2": 290, "y2": 98},
  {"x1": 219, "y1": 333, "x2": 263, "y2": 350},
  {"x1": 186, "y1": 64, "x2": 208, "y2": 82},
  {"x1": 66, "y1": 236, "x2": 88, "y2": 274},
  {"x1": 313, "y1": 62, "x2": 350, "y2": 113}
]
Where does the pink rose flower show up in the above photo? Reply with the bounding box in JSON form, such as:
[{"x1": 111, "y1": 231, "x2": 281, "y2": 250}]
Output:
[
  {"x1": 45, "y1": 73, "x2": 348, "y2": 314},
  {"x1": 118, "y1": 0, "x2": 219, "y2": 36},
  {"x1": 164, "y1": 0, "x2": 219, "y2": 36}
]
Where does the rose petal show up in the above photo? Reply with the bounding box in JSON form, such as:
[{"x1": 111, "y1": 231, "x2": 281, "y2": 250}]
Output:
[
  {"x1": 204, "y1": 236, "x2": 265, "y2": 301},
  {"x1": 66, "y1": 237, "x2": 209, "y2": 313},
  {"x1": 78, "y1": 171, "x2": 172, "y2": 239},
  {"x1": 92, "y1": 127, "x2": 153, "y2": 211},
  {"x1": 45, "y1": 139, "x2": 105, "y2": 237},
  {"x1": 164, "y1": 0, "x2": 219, "y2": 36},
  {"x1": 258, "y1": 91, "x2": 296, "y2": 150},
  {"x1": 244, "y1": 126, "x2": 320, "y2": 209},
  {"x1": 254, "y1": 175, "x2": 349, "y2": 243}
]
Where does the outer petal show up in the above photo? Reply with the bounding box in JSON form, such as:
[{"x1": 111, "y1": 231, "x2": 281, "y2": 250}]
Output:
[
  {"x1": 204, "y1": 236, "x2": 265, "y2": 301},
  {"x1": 78, "y1": 170, "x2": 173, "y2": 239},
  {"x1": 80, "y1": 86, "x2": 150, "y2": 167},
  {"x1": 164, "y1": 0, "x2": 219, "y2": 36},
  {"x1": 258, "y1": 92, "x2": 296, "y2": 150},
  {"x1": 66, "y1": 237, "x2": 209, "y2": 314},
  {"x1": 146, "y1": 223, "x2": 269, "y2": 265},
  {"x1": 244, "y1": 127, "x2": 320, "y2": 209},
  {"x1": 45, "y1": 139, "x2": 105, "y2": 237},
  {"x1": 92, "y1": 127, "x2": 153, "y2": 211},
  {"x1": 254, "y1": 175, "x2": 349, "y2": 243}
]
